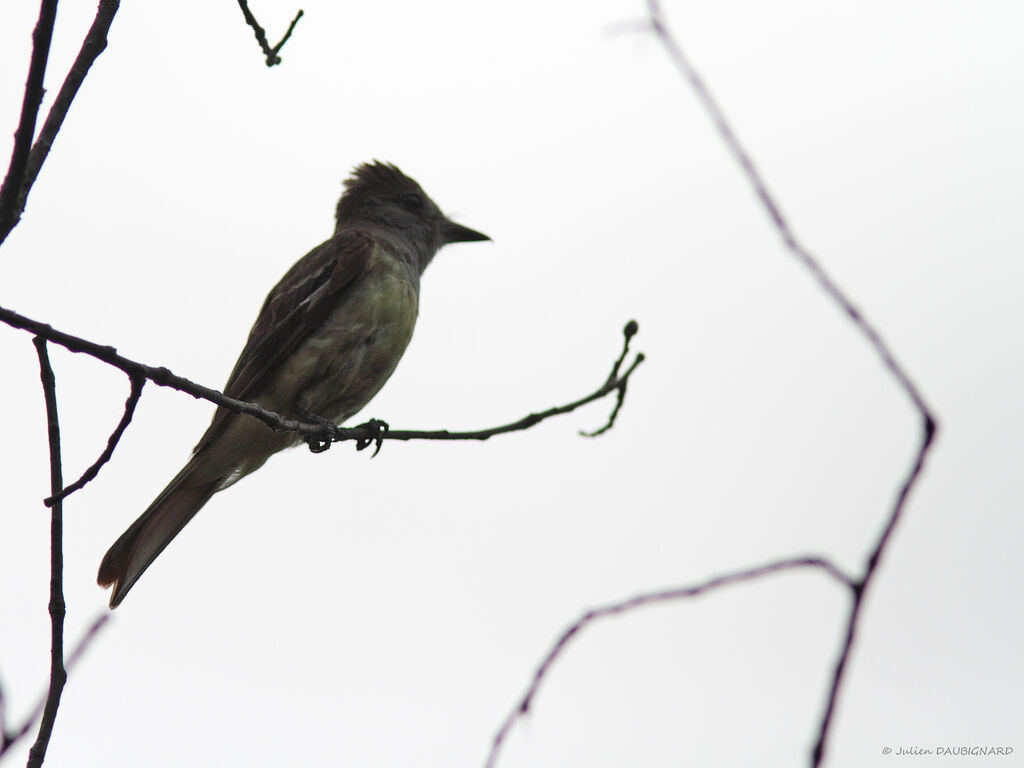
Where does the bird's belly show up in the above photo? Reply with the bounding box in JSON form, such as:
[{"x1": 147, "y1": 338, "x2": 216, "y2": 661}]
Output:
[{"x1": 285, "y1": 268, "x2": 419, "y2": 425}]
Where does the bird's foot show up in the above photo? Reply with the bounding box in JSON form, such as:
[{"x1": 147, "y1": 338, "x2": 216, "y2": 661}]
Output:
[
  {"x1": 303, "y1": 415, "x2": 338, "y2": 454},
  {"x1": 354, "y1": 418, "x2": 389, "y2": 457}
]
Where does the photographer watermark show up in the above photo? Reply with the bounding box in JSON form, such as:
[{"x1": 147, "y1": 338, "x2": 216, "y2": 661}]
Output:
[{"x1": 882, "y1": 746, "x2": 1014, "y2": 757}]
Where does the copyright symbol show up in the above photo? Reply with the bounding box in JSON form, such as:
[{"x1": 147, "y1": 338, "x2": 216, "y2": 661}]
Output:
[{"x1": 883, "y1": 747, "x2": 892, "y2": 755}]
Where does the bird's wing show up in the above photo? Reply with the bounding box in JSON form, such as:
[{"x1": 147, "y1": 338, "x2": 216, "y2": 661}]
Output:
[{"x1": 196, "y1": 230, "x2": 375, "y2": 450}]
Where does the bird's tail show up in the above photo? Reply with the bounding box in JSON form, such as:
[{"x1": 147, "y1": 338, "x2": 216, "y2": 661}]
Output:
[{"x1": 98, "y1": 459, "x2": 224, "y2": 608}]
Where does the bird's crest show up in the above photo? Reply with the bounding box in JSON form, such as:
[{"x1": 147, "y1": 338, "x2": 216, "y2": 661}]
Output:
[{"x1": 336, "y1": 161, "x2": 423, "y2": 224}]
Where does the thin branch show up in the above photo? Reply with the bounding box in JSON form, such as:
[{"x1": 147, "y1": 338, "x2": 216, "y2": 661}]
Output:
[
  {"x1": 644, "y1": 1, "x2": 932, "y2": 419},
  {"x1": 580, "y1": 319, "x2": 638, "y2": 436},
  {"x1": 810, "y1": 417, "x2": 935, "y2": 765},
  {"x1": 14, "y1": 0, "x2": 121, "y2": 227},
  {"x1": 1, "y1": 305, "x2": 643, "y2": 456},
  {"x1": 642, "y1": 3, "x2": 939, "y2": 766},
  {"x1": 270, "y1": 11, "x2": 304, "y2": 58},
  {"x1": 26, "y1": 338, "x2": 65, "y2": 768},
  {"x1": 45, "y1": 374, "x2": 144, "y2": 506},
  {"x1": 0, "y1": 614, "x2": 108, "y2": 758},
  {"x1": 0, "y1": 302, "x2": 338, "y2": 440},
  {"x1": 0, "y1": 0, "x2": 59, "y2": 245},
  {"x1": 368, "y1": 322, "x2": 644, "y2": 444},
  {"x1": 485, "y1": 557, "x2": 856, "y2": 768},
  {"x1": 236, "y1": 1, "x2": 304, "y2": 67}
]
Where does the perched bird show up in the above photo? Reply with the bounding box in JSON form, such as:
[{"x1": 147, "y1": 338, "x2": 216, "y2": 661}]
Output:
[{"x1": 98, "y1": 161, "x2": 489, "y2": 607}]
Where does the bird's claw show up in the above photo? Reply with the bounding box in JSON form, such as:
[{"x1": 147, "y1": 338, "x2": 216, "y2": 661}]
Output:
[
  {"x1": 304, "y1": 415, "x2": 337, "y2": 453},
  {"x1": 305, "y1": 436, "x2": 332, "y2": 453},
  {"x1": 355, "y1": 419, "x2": 389, "y2": 457}
]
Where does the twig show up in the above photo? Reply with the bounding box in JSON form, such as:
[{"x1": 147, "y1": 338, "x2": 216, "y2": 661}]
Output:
[
  {"x1": 13, "y1": 0, "x2": 121, "y2": 228},
  {"x1": 270, "y1": 10, "x2": 304, "y2": 59},
  {"x1": 236, "y1": 1, "x2": 304, "y2": 67},
  {"x1": 1, "y1": 305, "x2": 643, "y2": 456},
  {"x1": 485, "y1": 557, "x2": 856, "y2": 768},
  {"x1": 0, "y1": 0, "x2": 59, "y2": 245},
  {"x1": 26, "y1": 338, "x2": 65, "y2": 768},
  {"x1": 641, "y1": 3, "x2": 939, "y2": 766},
  {"x1": 45, "y1": 374, "x2": 144, "y2": 506},
  {"x1": 0, "y1": 302, "x2": 345, "y2": 440},
  {"x1": 368, "y1": 322, "x2": 644, "y2": 444},
  {"x1": 646, "y1": 1, "x2": 931, "y2": 421},
  {"x1": 580, "y1": 319, "x2": 638, "y2": 436},
  {"x1": 0, "y1": 614, "x2": 109, "y2": 758}
]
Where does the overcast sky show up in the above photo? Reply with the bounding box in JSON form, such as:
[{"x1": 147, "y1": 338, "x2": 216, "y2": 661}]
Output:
[{"x1": 1, "y1": 1, "x2": 1022, "y2": 767}]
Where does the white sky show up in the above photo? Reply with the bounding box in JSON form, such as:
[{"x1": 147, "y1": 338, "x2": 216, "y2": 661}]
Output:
[{"x1": 1, "y1": 1, "x2": 1022, "y2": 766}]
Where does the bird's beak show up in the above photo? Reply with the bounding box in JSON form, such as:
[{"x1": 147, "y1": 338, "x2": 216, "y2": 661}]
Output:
[{"x1": 442, "y1": 219, "x2": 491, "y2": 244}]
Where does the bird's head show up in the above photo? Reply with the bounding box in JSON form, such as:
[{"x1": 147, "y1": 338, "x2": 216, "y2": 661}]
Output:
[{"x1": 335, "y1": 161, "x2": 489, "y2": 259}]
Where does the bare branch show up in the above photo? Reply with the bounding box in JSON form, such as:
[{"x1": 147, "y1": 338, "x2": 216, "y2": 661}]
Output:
[
  {"x1": 644, "y1": 1, "x2": 933, "y2": 422},
  {"x1": 1, "y1": 305, "x2": 643, "y2": 461},
  {"x1": 270, "y1": 10, "x2": 304, "y2": 59},
  {"x1": 640, "y1": 4, "x2": 939, "y2": 766},
  {"x1": 0, "y1": 614, "x2": 109, "y2": 758},
  {"x1": 45, "y1": 374, "x2": 144, "y2": 506},
  {"x1": 0, "y1": 302, "x2": 333, "y2": 439},
  {"x1": 236, "y1": 0, "x2": 304, "y2": 67},
  {"x1": 25, "y1": 338, "x2": 65, "y2": 768},
  {"x1": 357, "y1": 321, "x2": 644, "y2": 446},
  {"x1": 0, "y1": 0, "x2": 59, "y2": 245},
  {"x1": 810, "y1": 418, "x2": 935, "y2": 766},
  {"x1": 14, "y1": 0, "x2": 121, "y2": 228},
  {"x1": 580, "y1": 319, "x2": 639, "y2": 437},
  {"x1": 485, "y1": 557, "x2": 856, "y2": 768}
]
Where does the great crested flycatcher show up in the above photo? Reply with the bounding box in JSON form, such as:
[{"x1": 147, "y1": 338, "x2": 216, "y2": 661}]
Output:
[{"x1": 98, "y1": 161, "x2": 489, "y2": 607}]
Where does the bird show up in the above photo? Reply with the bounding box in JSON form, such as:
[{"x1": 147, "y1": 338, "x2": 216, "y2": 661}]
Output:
[{"x1": 97, "y1": 161, "x2": 489, "y2": 607}]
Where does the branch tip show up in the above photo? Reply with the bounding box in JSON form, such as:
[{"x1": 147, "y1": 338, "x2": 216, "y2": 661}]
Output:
[{"x1": 237, "y1": 1, "x2": 304, "y2": 67}]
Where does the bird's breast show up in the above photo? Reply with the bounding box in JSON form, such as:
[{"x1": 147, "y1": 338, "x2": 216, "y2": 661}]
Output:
[{"x1": 285, "y1": 253, "x2": 420, "y2": 425}]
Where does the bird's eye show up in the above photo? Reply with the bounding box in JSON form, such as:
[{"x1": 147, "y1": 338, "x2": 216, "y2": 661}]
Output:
[{"x1": 399, "y1": 193, "x2": 424, "y2": 212}]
